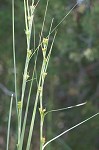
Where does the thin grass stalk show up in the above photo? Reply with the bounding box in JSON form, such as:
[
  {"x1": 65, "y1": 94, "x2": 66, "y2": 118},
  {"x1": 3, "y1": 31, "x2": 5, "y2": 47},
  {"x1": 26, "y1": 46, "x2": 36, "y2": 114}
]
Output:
[
  {"x1": 43, "y1": 112, "x2": 99, "y2": 150},
  {"x1": 39, "y1": 31, "x2": 59, "y2": 150},
  {"x1": 40, "y1": 112, "x2": 44, "y2": 150},
  {"x1": 30, "y1": 2, "x2": 78, "y2": 59},
  {"x1": 38, "y1": 19, "x2": 55, "y2": 150},
  {"x1": 12, "y1": 0, "x2": 19, "y2": 147},
  {"x1": 26, "y1": 60, "x2": 45, "y2": 150},
  {"x1": 39, "y1": 30, "x2": 57, "y2": 150},
  {"x1": 18, "y1": 16, "x2": 37, "y2": 150},
  {"x1": 39, "y1": 19, "x2": 55, "y2": 150},
  {"x1": 46, "y1": 82, "x2": 54, "y2": 150},
  {"x1": 25, "y1": 1, "x2": 51, "y2": 148},
  {"x1": 45, "y1": 102, "x2": 87, "y2": 116},
  {"x1": 18, "y1": 52, "x2": 39, "y2": 150},
  {"x1": 20, "y1": 0, "x2": 35, "y2": 112},
  {"x1": 6, "y1": 94, "x2": 13, "y2": 150},
  {"x1": 12, "y1": 0, "x2": 18, "y2": 114},
  {"x1": 39, "y1": 31, "x2": 57, "y2": 150},
  {"x1": 19, "y1": 1, "x2": 76, "y2": 149},
  {"x1": 49, "y1": 3, "x2": 78, "y2": 37},
  {"x1": 26, "y1": 37, "x2": 50, "y2": 149},
  {"x1": 18, "y1": 0, "x2": 29, "y2": 144},
  {"x1": 37, "y1": 0, "x2": 50, "y2": 89},
  {"x1": 18, "y1": 0, "x2": 34, "y2": 145},
  {"x1": 39, "y1": 63, "x2": 47, "y2": 150},
  {"x1": 45, "y1": 31, "x2": 57, "y2": 71},
  {"x1": 33, "y1": 21, "x2": 36, "y2": 53},
  {"x1": 18, "y1": 56, "x2": 30, "y2": 145},
  {"x1": 26, "y1": 0, "x2": 30, "y2": 21},
  {"x1": 24, "y1": 0, "x2": 28, "y2": 36},
  {"x1": 39, "y1": 0, "x2": 49, "y2": 46},
  {"x1": 21, "y1": 3, "x2": 50, "y2": 147},
  {"x1": 32, "y1": 0, "x2": 34, "y2": 4}
]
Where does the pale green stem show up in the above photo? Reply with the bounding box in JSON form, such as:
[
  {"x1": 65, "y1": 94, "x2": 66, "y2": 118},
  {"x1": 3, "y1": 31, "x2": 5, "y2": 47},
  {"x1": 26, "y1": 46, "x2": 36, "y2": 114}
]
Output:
[
  {"x1": 18, "y1": 56, "x2": 30, "y2": 145},
  {"x1": 45, "y1": 102, "x2": 87, "y2": 116},
  {"x1": 27, "y1": 0, "x2": 30, "y2": 20},
  {"x1": 43, "y1": 112, "x2": 99, "y2": 150},
  {"x1": 18, "y1": 51, "x2": 39, "y2": 150},
  {"x1": 39, "y1": 0, "x2": 49, "y2": 45},
  {"x1": 6, "y1": 94, "x2": 13, "y2": 150},
  {"x1": 40, "y1": 64, "x2": 46, "y2": 150},
  {"x1": 26, "y1": 61, "x2": 45, "y2": 150},
  {"x1": 39, "y1": 17, "x2": 54, "y2": 149},
  {"x1": 40, "y1": 116, "x2": 44, "y2": 150},
  {"x1": 12, "y1": 0, "x2": 18, "y2": 114},
  {"x1": 18, "y1": 0, "x2": 34, "y2": 145},
  {"x1": 45, "y1": 31, "x2": 57, "y2": 70}
]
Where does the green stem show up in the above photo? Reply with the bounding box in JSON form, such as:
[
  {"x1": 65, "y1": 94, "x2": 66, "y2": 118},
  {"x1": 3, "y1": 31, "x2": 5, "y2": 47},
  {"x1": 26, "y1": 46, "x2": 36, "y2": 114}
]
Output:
[
  {"x1": 12, "y1": 0, "x2": 18, "y2": 114},
  {"x1": 46, "y1": 76, "x2": 54, "y2": 150},
  {"x1": 40, "y1": 66, "x2": 46, "y2": 150},
  {"x1": 40, "y1": 116, "x2": 44, "y2": 150},
  {"x1": 18, "y1": 51, "x2": 38, "y2": 150},
  {"x1": 18, "y1": 0, "x2": 34, "y2": 146},
  {"x1": 26, "y1": 61, "x2": 44, "y2": 150},
  {"x1": 6, "y1": 94, "x2": 13, "y2": 150}
]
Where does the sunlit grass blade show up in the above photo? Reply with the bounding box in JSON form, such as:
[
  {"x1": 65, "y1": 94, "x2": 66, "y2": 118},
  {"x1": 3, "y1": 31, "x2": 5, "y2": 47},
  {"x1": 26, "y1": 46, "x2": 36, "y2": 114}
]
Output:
[
  {"x1": 45, "y1": 102, "x2": 87, "y2": 116},
  {"x1": 6, "y1": 94, "x2": 13, "y2": 150},
  {"x1": 43, "y1": 112, "x2": 99, "y2": 150}
]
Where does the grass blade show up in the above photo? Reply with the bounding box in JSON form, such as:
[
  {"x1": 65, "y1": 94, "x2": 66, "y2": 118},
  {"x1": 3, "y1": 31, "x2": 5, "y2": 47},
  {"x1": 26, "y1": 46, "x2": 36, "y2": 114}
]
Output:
[
  {"x1": 45, "y1": 102, "x2": 87, "y2": 116},
  {"x1": 43, "y1": 112, "x2": 99, "y2": 149}
]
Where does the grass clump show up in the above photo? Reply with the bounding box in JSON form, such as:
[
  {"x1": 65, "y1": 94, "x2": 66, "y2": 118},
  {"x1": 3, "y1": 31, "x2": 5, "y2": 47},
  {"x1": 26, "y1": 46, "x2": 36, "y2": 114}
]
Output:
[{"x1": 6, "y1": 0, "x2": 99, "y2": 150}]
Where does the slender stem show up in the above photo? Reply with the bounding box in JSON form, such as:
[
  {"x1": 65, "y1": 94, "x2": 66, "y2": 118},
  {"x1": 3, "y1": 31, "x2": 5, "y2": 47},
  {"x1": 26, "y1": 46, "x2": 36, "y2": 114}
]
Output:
[
  {"x1": 46, "y1": 76, "x2": 54, "y2": 150},
  {"x1": 43, "y1": 112, "x2": 99, "y2": 150},
  {"x1": 30, "y1": 3, "x2": 78, "y2": 59},
  {"x1": 40, "y1": 116, "x2": 44, "y2": 150},
  {"x1": 40, "y1": 64, "x2": 46, "y2": 150},
  {"x1": 26, "y1": 62, "x2": 44, "y2": 150},
  {"x1": 39, "y1": 0, "x2": 49, "y2": 45},
  {"x1": 18, "y1": 51, "x2": 39, "y2": 150},
  {"x1": 18, "y1": 0, "x2": 34, "y2": 146},
  {"x1": 12, "y1": 0, "x2": 18, "y2": 114},
  {"x1": 45, "y1": 102, "x2": 87, "y2": 116},
  {"x1": 6, "y1": 94, "x2": 13, "y2": 150}
]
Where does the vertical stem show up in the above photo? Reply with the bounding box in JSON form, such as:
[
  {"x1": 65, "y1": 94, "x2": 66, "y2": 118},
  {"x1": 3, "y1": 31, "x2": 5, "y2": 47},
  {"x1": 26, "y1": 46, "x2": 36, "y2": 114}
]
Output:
[
  {"x1": 6, "y1": 94, "x2": 13, "y2": 150},
  {"x1": 47, "y1": 76, "x2": 54, "y2": 150},
  {"x1": 12, "y1": 0, "x2": 18, "y2": 114},
  {"x1": 39, "y1": 58, "x2": 47, "y2": 150},
  {"x1": 18, "y1": 0, "x2": 34, "y2": 146},
  {"x1": 40, "y1": 116, "x2": 44, "y2": 150},
  {"x1": 40, "y1": 79, "x2": 44, "y2": 150},
  {"x1": 26, "y1": 62, "x2": 44, "y2": 150}
]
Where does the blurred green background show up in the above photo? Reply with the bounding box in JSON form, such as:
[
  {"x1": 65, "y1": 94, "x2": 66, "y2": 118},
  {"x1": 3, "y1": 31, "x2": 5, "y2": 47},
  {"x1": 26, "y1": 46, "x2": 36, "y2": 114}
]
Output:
[{"x1": 0, "y1": 0, "x2": 99, "y2": 149}]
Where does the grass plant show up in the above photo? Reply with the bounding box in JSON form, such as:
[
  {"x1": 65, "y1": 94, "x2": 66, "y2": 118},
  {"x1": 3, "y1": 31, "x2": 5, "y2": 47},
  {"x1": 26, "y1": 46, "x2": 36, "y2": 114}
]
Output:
[{"x1": 6, "y1": 0, "x2": 99, "y2": 150}]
